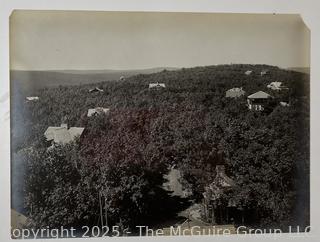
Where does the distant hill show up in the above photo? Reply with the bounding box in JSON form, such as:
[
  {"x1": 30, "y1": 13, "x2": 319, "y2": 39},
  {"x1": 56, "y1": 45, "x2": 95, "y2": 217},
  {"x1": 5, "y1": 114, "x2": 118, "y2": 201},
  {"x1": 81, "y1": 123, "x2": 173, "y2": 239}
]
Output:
[
  {"x1": 287, "y1": 67, "x2": 310, "y2": 74},
  {"x1": 50, "y1": 67, "x2": 179, "y2": 75},
  {"x1": 10, "y1": 67, "x2": 179, "y2": 95}
]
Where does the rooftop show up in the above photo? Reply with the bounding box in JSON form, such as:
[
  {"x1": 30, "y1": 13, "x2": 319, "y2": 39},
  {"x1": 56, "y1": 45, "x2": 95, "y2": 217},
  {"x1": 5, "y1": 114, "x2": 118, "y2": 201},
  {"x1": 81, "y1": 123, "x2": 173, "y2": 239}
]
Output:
[
  {"x1": 247, "y1": 91, "x2": 272, "y2": 99},
  {"x1": 44, "y1": 125, "x2": 84, "y2": 144},
  {"x1": 149, "y1": 83, "x2": 166, "y2": 88},
  {"x1": 87, "y1": 107, "x2": 110, "y2": 117}
]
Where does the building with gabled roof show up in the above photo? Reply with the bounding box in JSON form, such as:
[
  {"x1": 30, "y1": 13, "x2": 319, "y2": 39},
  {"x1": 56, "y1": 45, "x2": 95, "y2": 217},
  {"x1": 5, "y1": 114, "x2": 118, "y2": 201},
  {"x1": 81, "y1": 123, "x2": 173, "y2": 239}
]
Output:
[
  {"x1": 225, "y1": 87, "x2": 245, "y2": 98},
  {"x1": 247, "y1": 91, "x2": 272, "y2": 99},
  {"x1": 202, "y1": 165, "x2": 237, "y2": 224},
  {"x1": 267, "y1": 81, "x2": 282, "y2": 90},
  {"x1": 89, "y1": 87, "x2": 104, "y2": 93},
  {"x1": 267, "y1": 81, "x2": 288, "y2": 91},
  {"x1": 26, "y1": 96, "x2": 39, "y2": 102},
  {"x1": 247, "y1": 91, "x2": 273, "y2": 111},
  {"x1": 87, "y1": 107, "x2": 110, "y2": 117},
  {"x1": 260, "y1": 70, "x2": 268, "y2": 76},
  {"x1": 149, "y1": 82, "x2": 166, "y2": 89},
  {"x1": 44, "y1": 124, "x2": 84, "y2": 145}
]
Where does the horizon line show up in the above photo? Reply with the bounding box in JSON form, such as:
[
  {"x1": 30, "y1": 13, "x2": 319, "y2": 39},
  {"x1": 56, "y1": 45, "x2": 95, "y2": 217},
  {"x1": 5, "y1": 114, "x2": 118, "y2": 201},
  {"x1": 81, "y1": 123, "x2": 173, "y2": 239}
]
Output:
[{"x1": 10, "y1": 64, "x2": 310, "y2": 72}]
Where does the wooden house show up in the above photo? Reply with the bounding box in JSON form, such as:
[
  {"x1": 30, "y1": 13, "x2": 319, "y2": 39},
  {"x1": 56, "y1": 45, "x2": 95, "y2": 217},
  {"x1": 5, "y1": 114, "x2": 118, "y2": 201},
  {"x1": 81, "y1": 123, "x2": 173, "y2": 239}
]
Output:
[
  {"x1": 44, "y1": 124, "x2": 84, "y2": 145},
  {"x1": 202, "y1": 165, "x2": 237, "y2": 224},
  {"x1": 247, "y1": 91, "x2": 273, "y2": 111},
  {"x1": 87, "y1": 107, "x2": 110, "y2": 117},
  {"x1": 149, "y1": 82, "x2": 166, "y2": 89},
  {"x1": 89, "y1": 87, "x2": 104, "y2": 93},
  {"x1": 26, "y1": 96, "x2": 39, "y2": 102},
  {"x1": 225, "y1": 87, "x2": 245, "y2": 98},
  {"x1": 260, "y1": 70, "x2": 268, "y2": 76},
  {"x1": 267, "y1": 82, "x2": 288, "y2": 91},
  {"x1": 280, "y1": 101, "x2": 290, "y2": 107}
]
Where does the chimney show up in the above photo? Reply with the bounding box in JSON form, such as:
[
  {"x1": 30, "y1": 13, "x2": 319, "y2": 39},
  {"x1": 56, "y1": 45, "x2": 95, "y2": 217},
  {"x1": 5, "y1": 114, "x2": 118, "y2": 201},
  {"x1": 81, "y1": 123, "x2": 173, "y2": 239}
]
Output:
[
  {"x1": 60, "y1": 123, "x2": 68, "y2": 129},
  {"x1": 61, "y1": 115, "x2": 68, "y2": 128}
]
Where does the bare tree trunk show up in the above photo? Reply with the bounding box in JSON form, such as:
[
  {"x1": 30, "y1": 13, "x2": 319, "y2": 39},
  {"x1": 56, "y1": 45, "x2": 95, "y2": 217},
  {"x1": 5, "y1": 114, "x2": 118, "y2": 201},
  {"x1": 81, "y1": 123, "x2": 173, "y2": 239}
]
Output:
[
  {"x1": 211, "y1": 203, "x2": 216, "y2": 225},
  {"x1": 241, "y1": 209, "x2": 245, "y2": 225},
  {"x1": 104, "y1": 198, "x2": 108, "y2": 228},
  {"x1": 226, "y1": 207, "x2": 229, "y2": 224},
  {"x1": 99, "y1": 192, "x2": 104, "y2": 228}
]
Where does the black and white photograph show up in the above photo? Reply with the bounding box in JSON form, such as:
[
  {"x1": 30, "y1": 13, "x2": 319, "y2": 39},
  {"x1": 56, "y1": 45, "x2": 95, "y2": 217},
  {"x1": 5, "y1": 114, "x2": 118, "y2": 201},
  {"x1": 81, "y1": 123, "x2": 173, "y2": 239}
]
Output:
[{"x1": 9, "y1": 9, "x2": 311, "y2": 239}]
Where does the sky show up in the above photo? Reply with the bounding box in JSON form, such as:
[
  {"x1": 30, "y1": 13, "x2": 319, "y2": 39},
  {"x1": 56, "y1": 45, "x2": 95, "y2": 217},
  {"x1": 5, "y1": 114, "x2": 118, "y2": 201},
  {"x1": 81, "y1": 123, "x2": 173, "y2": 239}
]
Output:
[{"x1": 10, "y1": 11, "x2": 310, "y2": 70}]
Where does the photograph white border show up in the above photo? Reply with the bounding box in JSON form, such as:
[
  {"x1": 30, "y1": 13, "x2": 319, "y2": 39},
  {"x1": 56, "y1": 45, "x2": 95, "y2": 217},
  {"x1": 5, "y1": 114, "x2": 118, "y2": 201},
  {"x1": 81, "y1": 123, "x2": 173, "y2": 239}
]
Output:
[{"x1": 1, "y1": 0, "x2": 319, "y2": 241}]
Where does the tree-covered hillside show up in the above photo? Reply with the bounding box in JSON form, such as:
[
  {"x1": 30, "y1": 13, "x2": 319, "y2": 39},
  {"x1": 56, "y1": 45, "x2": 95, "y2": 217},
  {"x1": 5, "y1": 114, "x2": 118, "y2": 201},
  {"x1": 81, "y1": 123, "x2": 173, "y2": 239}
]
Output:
[
  {"x1": 10, "y1": 67, "x2": 178, "y2": 95},
  {"x1": 11, "y1": 64, "x2": 309, "y2": 232}
]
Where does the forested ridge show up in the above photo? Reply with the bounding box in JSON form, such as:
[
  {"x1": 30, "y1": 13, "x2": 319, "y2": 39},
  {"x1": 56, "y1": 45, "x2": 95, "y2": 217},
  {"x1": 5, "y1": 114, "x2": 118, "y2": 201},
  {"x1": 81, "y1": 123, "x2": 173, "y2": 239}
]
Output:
[{"x1": 11, "y1": 64, "x2": 309, "y2": 232}]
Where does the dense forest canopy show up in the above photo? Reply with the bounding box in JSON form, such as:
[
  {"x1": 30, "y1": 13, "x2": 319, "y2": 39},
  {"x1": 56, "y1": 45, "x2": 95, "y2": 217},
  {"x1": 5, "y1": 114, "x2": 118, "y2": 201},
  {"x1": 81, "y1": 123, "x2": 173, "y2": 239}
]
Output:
[{"x1": 11, "y1": 64, "x2": 309, "y2": 232}]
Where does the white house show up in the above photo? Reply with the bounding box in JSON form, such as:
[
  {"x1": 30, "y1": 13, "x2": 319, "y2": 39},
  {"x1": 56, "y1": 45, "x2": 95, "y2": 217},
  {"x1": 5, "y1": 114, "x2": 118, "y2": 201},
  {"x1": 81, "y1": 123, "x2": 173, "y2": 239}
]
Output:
[
  {"x1": 87, "y1": 107, "x2": 110, "y2": 117},
  {"x1": 149, "y1": 83, "x2": 166, "y2": 89},
  {"x1": 260, "y1": 70, "x2": 268, "y2": 76},
  {"x1": 267, "y1": 82, "x2": 288, "y2": 91},
  {"x1": 44, "y1": 124, "x2": 84, "y2": 145},
  {"x1": 26, "y1": 96, "x2": 39, "y2": 102},
  {"x1": 245, "y1": 70, "x2": 252, "y2": 75},
  {"x1": 280, "y1": 101, "x2": 290, "y2": 107},
  {"x1": 267, "y1": 82, "x2": 282, "y2": 90},
  {"x1": 225, "y1": 87, "x2": 246, "y2": 98}
]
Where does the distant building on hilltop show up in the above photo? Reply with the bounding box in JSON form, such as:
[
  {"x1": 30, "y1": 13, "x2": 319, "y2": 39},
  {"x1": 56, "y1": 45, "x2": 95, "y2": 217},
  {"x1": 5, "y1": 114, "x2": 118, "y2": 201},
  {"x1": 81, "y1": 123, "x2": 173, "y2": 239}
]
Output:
[
  {"x1": 26, "y1": 96, "x2": 39, "y2": 102},
  {"x1": 87, "y1": 107, "x2": 110, "y2": 117},
  {"x1": 260, "y1": 70, "x2": 268, "y2": 76},
  {"x1": 267, "y1": 82, "x2": 282, "y2": 90},
  {"x1": 245, "y1": 70, "x2": 252, "y2": 75},
  {"x1": 247, "y1": 91, "x2": 273, "y2": 111},
  {"x1": 280, "y1": 101, "x2": 290, "y2": 107},
  {"x1": 44, "y1": 124, "x2": 84, "y2": 145},
  {"x1": 225, "y1": 87, "x2": 246, "y2": 98},
  {"x1": 149, "y1": 82, "x2": 166, "y2": 89},
  {"x1": 89, "y1": 87, "x2": 104, "y2": 93},
  {"x1": 267, "y1": 82, "x2": 288, "y2": 91}
]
